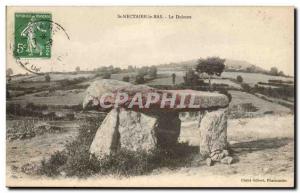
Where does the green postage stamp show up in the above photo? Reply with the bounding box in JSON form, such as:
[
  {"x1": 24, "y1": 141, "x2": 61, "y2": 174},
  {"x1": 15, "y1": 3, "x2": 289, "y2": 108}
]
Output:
[{"x1": 14, "y1": 13, "x2": 52, "y2": 58}]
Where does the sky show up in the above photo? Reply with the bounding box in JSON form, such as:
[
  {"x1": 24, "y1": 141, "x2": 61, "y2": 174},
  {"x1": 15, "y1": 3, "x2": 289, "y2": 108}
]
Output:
[{"x1": 7, "y1": 6, "x2": 294, "y2": 75}]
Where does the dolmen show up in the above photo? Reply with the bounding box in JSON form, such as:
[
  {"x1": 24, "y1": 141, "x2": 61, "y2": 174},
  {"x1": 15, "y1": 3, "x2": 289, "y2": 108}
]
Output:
[{"x1": 82, "y1": 79, "x2": 232, "y2": 165}]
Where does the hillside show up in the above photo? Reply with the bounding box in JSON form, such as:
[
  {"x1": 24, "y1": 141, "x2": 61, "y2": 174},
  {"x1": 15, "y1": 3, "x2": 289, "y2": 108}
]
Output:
[
  {"x1": 157, "y1": 58, "x2": 267, "y2": 73},
  {"x1": 225, "y1": 59, "x2": 267, "y2": 73}
]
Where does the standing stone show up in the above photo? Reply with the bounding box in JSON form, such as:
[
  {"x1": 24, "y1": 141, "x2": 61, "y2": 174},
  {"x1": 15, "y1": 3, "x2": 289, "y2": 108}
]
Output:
[
  {"x1": 90, "y1": 108, "x2": 159, "y2": 159},
  {"x1": 118, "y1": 108, "x2": 158, "y2": 152},
  {"x1": 89, "y1": 109, "x2": 120, "y2": 159},
  {"x1": 198, "y1": 108, "x2": 228, "y2": 158}
]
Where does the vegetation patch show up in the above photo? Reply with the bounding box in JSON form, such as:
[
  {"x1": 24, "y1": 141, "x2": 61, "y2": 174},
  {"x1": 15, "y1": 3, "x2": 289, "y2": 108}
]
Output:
[
  {"x1": 229, "y1": 103, "x2": 259, "y2": 119},
  {"x1": 6, "y1": 119, "x2": 67, "y2": 141},
  {"x1": 38, "y1": 117, "x2": 198, "y2": 178}
]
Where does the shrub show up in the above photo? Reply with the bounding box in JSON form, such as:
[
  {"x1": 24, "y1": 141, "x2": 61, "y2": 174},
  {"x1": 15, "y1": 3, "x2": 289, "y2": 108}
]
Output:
[
  {"x1": 137, "y1": 67, "x2": 149, "y2": 77},
  {"x1": 39, "y1": 151, "x2": 67, "y2": 177},
  {"x1": 122, "y1": 76, "x2": 130, "y2": 82},
  {"x1": 102, "y1": 72, "x2": 111, "y2": 79},
  {"x1": 148, "y1": 66, "x2": 157, "y2": 78},
  {"x1": 45, "y1": 74, "x2": 51, "y2": 82},
  {"x1": 135, "y1": 75, "x2": 145, "y2": 84},
  {"x1": 218, "y1": 89, "x2": 232, "y2": 103},
  {"x1": 49, "y1": 87, "x2": 56, "y2": 93},
  {"x1": 183, "y1": 69, "x2": 200, "y2": 86},
  {"x1": 7, "y1": 103, "x2": 48, "y2": 117},
  {"x1": 59, "y1": 77, "x2": 87, "y2": 87},
  {"x1": 26, "y1": 102, "x2": 48, "y2": 111},
  {"x1": 236, "y1": 75, "x2": 243, "y2": 83},
  {"x1": 39, "y1": 116, "x2": 198, "y2": 178},
  {"x1": 241, "y1": 83, "x2": 251, "y2": 92}
]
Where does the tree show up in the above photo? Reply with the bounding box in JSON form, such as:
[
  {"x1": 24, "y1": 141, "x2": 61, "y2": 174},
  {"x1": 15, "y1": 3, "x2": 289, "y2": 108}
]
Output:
[
  {"x1": 278, "y1": 71, "x2": 285, "y2": 76},
  {"x1": 270, "y1": 67, "x2": 278, "y2": 76},
  {"x1": 184, "y1": 69, "x2": 199, "y2": 86},
  {"x1": 137, "y1": 66, "x2": 149, "y2": 76},
  {"x1": 128, "y1": 65, "x2": 134, "y2": 72},
  {"x1": 113, "y1": 67, "x2": 122, "y2": 74},
  {"x1": 135, "y1": 74, "x2": 145, "y2": 84},
  {"x1": 102, "y1": 72, "x2": 111, "y2": 79},
  {"x1": 45, "y1": 74, "x2": 51, "y2": 82},
  {"x1": 148, "y1": 66, "x2": 157, "y2": 78},
  {"x1": 241, "y1": 83, "x2": 251, "y2": 92},
  {"x1": 236, "y1": 75, "x2": 243, "y2": 83},
  {"x1": 196, "y1": 57, "x2": 225, "y2": 89},
  {"x1": 246, "y1": 66, "x2": 255, "y2": 73},
  {"x1": 75, "y1": 66, "x2": 80, "y2": 72},
  {"x1": 122, "y1": 76, "x2": 130, "y2": 82}
]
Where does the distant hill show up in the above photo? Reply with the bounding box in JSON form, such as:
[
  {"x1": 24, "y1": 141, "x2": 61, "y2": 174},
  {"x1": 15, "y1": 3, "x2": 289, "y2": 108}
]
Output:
[
  {"x1": 225, "y1": 59, "x2": 267, "y2": 73},
  {"x1": 157, "y1": 58, "x2": 267, "y2": 73}
]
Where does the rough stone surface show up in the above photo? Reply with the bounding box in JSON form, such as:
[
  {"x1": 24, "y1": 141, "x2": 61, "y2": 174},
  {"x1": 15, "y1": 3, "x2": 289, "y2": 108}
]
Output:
[
  {"x1": 83, "y1": 79, "x2": 229, "y2": 111},
  {"x1": 85, "y1": 80, "x2": 231, "y2": 162},
  {"x1": 82, "y1": 79, "x2": 153, "y2": 109},
  {"x1": 89, "y1": 108, "x2": 183, "y2": 159},
  {"x1": 221, "y1": 156, "x2": 234, "y2": 165},
  {"x1": 198, "y1": 108, "x2": 228, "y2": 157},
  {"x1": 118, "y1": 108, "x2": 158, "y2": 152},
  {"x1": 206, "y1": 158, "x2": 213, "y2": 166},
  {"x1": 89, "y1": 109, "x2": 120, "y2": 159}
]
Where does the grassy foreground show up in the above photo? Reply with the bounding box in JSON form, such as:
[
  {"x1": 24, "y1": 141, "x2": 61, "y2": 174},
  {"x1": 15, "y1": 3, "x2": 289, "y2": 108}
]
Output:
[{"x1": 39, "y1": 116, "x2": 198, "y2": 178}]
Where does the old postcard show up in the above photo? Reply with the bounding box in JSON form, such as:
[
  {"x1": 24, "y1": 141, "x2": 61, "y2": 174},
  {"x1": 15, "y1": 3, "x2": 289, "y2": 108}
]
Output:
[{"x1": 6, "y1": 6, "x2": 295, "y2": 188}]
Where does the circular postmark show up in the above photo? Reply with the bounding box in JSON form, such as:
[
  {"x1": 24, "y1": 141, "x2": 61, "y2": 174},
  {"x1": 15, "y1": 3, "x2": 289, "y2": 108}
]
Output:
[{"x1": 11, "y1": 14, "x2": 71, "y2": 75}]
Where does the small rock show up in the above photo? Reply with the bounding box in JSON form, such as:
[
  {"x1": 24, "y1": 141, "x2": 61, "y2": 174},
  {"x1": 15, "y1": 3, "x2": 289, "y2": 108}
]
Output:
[
  {"x1": 221, "y1": 156, "x2": 233, "y2": 165},
  {"x1": 11, "y1": 175, "x2": 18, "y2": 179},
  {"x1": 210, "y1": 154, "x2": 218, "y2": 161},
  {"x1": 60, "y1": 171, "x2": 66, "y2": 177},
  {"x1": 278, "y1": 167, "x2": 287, "y2": 172},
  {"x1": 263, "y1": 167, "x2": 272, "y2": 173},
  {"x1": 206, "y1": 158, "x2": 213, "y2": 166},
  {"x1": 21, "y1": 163, "x2": 39, "y2": 175},
  {"x1": 211, "y1": 151, "x2": 225, "y2": 162},
  {"x1": 209, "y1": 150, "x2": 221, "y2": 158}
]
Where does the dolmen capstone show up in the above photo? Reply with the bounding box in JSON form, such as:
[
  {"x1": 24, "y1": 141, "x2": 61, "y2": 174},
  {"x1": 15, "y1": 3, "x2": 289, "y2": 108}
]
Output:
[{"x1": 82, "y1": 79, "x2": 232, "y2": 165}]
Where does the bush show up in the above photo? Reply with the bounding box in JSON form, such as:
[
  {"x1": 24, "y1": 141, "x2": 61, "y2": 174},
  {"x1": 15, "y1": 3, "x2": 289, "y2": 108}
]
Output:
[
  {"x1": 236, "y1": 75, "x2": 243, "y2": 83},
  {"x1": 218, "y1": 89, "x2": 232, "y2": 103},
  {"x1": 137, "y1": 67, "x2": 149, "y2": 77},
  {"x1": 229, "y1": 103, "x2": 258, "y2": 119},
  {"x1": 148, "y1": 66, "x2": 157, "y2": 78},
  {"x1": 135, "y1": 75, "x2": 145, "y2": 84},
  {"x1": 39, "y1": 151, "x2": 67, "y2": 177},
  {"x1": 39, "y1": 117, "x2": 198, "y2": 178},
  {"x1": 45, "y1": 74, "x2": 51, "y2": 82},
  {"x1": 59, "y1": 77, "x2": 87, "y2": 87},
  {"x1": 26, "y1": 102, "x2": 48, "y2": 111},
  {"x1": 241, "y1": 83, "x2": 251, "y2": 92},
  {"x1": 7, "y1": 103, "x2": 48, "y2": 117},
  {"x1": 122, "y1": 76, "x2": 130, "y2": 82},
  {"x1": 252, "y1": 83, "x2": 294, "y2": 100},
  {"x1": 183, "y1": 69, "x2": 200, "y2": 86},
  {"x1": 102, "y1": 72, "x2": 111, "y2": 79}
]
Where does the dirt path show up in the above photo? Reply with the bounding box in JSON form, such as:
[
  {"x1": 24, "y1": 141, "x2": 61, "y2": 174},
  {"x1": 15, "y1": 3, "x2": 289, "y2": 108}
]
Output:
[{"x1": 6, "y1": 121, "x2": 79, "y2": 179}]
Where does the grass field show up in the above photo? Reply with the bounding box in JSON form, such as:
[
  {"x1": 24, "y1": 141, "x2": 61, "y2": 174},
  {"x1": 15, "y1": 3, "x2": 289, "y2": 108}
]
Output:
[
  {"x1": 6, "y1": 69, "x2": 294, "y2": 183},
  {"x1": 222, "y1": 72, "x2": 294, "y2": 86},
  {"x1": 229, "y1": 90, "x2": 291, "y2": 115},
  {"x1": 151, "y1": 69, "x2": 294, "y2": 87},
  {"x1": 11, "y1": 73, "x2": 95, "y2": 82}
]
